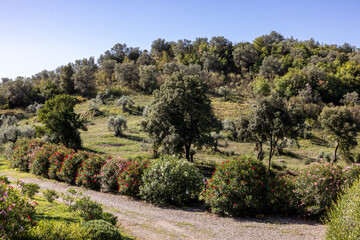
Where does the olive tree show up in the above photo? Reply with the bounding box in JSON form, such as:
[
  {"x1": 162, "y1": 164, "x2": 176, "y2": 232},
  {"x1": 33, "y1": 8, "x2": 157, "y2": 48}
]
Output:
[
  {"x1": 107, "y1": 116, "x2": 127, "y2": 137},
  {"x1": 142, "y1": 71, "x2": 221, "y2": 161},
  {"x1": 319, "y1": 106, "x2": 358, "y2": 164}
]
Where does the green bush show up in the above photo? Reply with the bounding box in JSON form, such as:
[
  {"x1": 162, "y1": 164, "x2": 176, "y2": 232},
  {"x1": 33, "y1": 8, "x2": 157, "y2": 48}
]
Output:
[
  {"x1": 0, "y1": 175, "x2": 10, "y2": 184},
  {"x1": 140, "y1": 156, "x2": 203, "y2": 206},
  {"x1": 100, "y1": 157, "x2": 126, "y2": 192},
  {"x1": 58, "y1": 151, "x2": 91, "y2": 184},
  {"x1": 48, "y1": 146, "x2": 75, "y2": 180},
  {"x1": 325, "y1": 178, "x2": 360, "y2": 240},
  {"x1": 202, "y1": 156, "x2": 268, "y2": 217},
  {"x1": 118, "y1": 157, "x2": 151, "y2": 197},
  {"x1": 82, "y1": 220, "x2": 123, "y2": 240},
  {"x1": 25, "y1": 220, "x2": 91, "y2": 240},
  {"x1": 43, "y1": 189, "x2": 59, "y2": 203},
  {"x1": 0, "y1": 180, "x2": 37, "y2": 239},
  {"x1": 17, "y1": 181, "x2": 40, "y2": 200},
  {"x1": 9, "y1": 138, "x2": 46, "y2": 171},
  {"x1": 75, "y1": 196, "x2": 103, "y2": 222},
  {"x1": 293, "y1": 162, "x2": 345, "y2": 218},
  {"x1": 343, "y1": 163, "x2": 360, "y2": 187},
  {"x1": 76, "y1": 154, "x2": 109, "y2": 190}
]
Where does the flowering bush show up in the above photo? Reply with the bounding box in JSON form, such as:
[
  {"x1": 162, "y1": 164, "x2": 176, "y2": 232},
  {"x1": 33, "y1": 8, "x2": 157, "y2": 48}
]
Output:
[
  {"x1": 140, "y1": 156, "x2": 203, "y2": 206},
  {"x1": 76, "y1": 154, "x2": 109, "y2": 190},
  {"x1": 48, "y1": 146, "x2": 75, "y2": 180},
  {"x1": 293, "y1": 162, "x2": 345, "y2": 218},
  {"x1": 202, "y1": 155, "x2": 268, "y2": 217},
  {"x1": 100, "y1": 157, "x2": 127, "y2": 192},
  {"x1": 0, "y1": 180, "x2": 37, "y2": 239},
  {"x1": 29, "y1": 144, "x2": 59, "y2": 178},
  {"x1": 325, "y1": 178, "x2": 360, "y2": 240},
  {"x1": 58, "y1": 151, "x2": 91, "y2": 184},
  {"x1": 343, "y1": 163, "x2": 360, "y2": 187},
  {"x1": 8, "y1": 138, "x2": 46, "y2": 171},
  {"x1": 118, "y1": 156, "x2": 151, "y2": 197}
]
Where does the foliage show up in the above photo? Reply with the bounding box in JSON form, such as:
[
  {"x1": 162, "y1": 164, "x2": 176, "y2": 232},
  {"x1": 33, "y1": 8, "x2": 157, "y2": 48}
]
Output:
[
  {"x1": 0, "y1": 180, "x2": 37, "y2": 239},
  {"x1": 28, "y1": 144, "x2": 59, "y2": 178},
  {"x1": 75, "y1": 153, "x2": 109, "y2": 190},
  {"x1": 100, "y1": 157, "x2": 126, "y2": 192},
  {"x1": 342, "y1": 164, "x2": 360, "y2": 187},
  {"x1": 139, "y1": 65, "x2": 158, "y2": 93},
  {"x1": 43, "y1": 189, "x2": 59, "y2": 203},
  {"x1": 142, "y1": 71, "x2": 221, "y2": 161},
  {"x1": 37, "y1": 94, "x2": 87, "y2": 149},
  {"x1": 325, "y1": 178, "x2": 360, "y2": 240},
  {"x1": 116, "y1": 95, "x2": 134, "y2": 112},
  {"x1": 217, "y1": 85, "x2": 233, "y2": 101},
  {"x1": 140, "y1": 156, "x2": 203, "y2": 206},
  {"x1": 58, "y1": 151, "x2": 91, "y2": 184},
  {"x1": 82, "y1": 220, "x2": 123, "y2": 240},
  {"x1": 24, "y1": 220, "x2": 91, "y2": 240},
  {"x1": 17, "y1": 180, "x2": 40, "y2": 200},
  {"x1": 118, "y1": 157, "x2": 151, "y2": 197},
  {"x1": 74, "y1": 196, "x2": 104, "y2": 222},
  {"x1": 202, "y1": 156, "x2": 269, "y2": 217},
  {"x1": 48, "y1": 146, "x2": 75, "y2": 180},
  {"x1": 251, "y1": 76, "x2": 270, "y2": 96},
  {"x1": 8, "y1": 138, "x2": 46, "y2": 171},
  {"x1": 293, "y1": 162, "x2": 345, "y2": 218},
  {"x1": 107, "y1": 115, "x2": 127, "y2": 136},
  {"x1": 319, "y1": 106, "x2": 358, "y2": 164}
]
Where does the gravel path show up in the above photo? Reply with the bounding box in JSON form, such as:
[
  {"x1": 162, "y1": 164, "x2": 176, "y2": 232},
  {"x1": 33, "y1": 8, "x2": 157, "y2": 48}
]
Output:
[{"x1": 3, "y1": 173, "x2": 325, "y2": 240}]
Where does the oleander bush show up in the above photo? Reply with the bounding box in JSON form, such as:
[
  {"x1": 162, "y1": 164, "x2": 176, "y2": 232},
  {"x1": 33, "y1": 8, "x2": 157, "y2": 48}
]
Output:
[
  {"x1": 76, "y1": 153, "x2": 110, "y2": 190},
  {"x1": 118, "y1": 156, "x2": 151, "y2": 197},
  {"x1": 100, "y1": 157, "x2": 127, "y2": 192},
  {"x1": 325, "y1": 178, "x2": 360, "y2": 240},
  {"x1": 28, "y1": 144, "x2": 60, "y2": 178},
  {"x1": 293, "y1": 162, "x2": 345, "y2": 218},
  {"x1": 48, "y1": 146, "x2": 75, "y2": 180},
  {"x1": 202, "y1": 155, "x2": 269, "y2": 217},
  {"x1": 9, "y1": 138, "x2": 46, "y2": 171},
  {"x1": 343, "y1": 163, "x2": 360, "y2": 187},
  {"x1": 82, "y1": 220, "x2": 123, "y2": 240},
  {"x1": 0, "y1": 180, "x2": 37, "y2": 239},
  {"x1": 58, "y1": 151, "x2": 91, "y2": 184},
  {"x1": 140, "y1": 156, "x2": 203, "y2": 206}
]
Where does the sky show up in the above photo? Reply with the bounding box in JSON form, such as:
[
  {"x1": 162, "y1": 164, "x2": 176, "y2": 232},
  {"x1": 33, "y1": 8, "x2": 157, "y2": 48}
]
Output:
[{"x1": 0, "y1": 0, "x2": 359, "y2": 79}]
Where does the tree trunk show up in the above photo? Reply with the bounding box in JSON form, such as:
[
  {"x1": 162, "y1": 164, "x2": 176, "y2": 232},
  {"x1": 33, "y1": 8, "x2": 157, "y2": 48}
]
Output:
[
  {"x1": 185, "y1": 144, "x2": 191, "y2": 162},
  {"x1": 332, "y1": 142, "x2": 339, "y2": 166},
  {"x1": 256, "y1": 141, "x2": 263, "y2": 160}
]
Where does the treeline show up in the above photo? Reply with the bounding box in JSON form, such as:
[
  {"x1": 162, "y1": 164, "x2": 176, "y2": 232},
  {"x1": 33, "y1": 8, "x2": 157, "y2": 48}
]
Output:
[{"x1": 1, "y1": 31, "x2": 359, "y2": 109}]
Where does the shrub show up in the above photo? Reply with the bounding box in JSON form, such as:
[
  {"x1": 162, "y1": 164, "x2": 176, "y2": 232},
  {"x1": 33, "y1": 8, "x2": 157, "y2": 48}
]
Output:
[
  {"x1": 293, "y1": 162, "x2": 345, "y2": 218},
  {"x1": 118, "y1": 156, "x2": 151, "y2": 197},
  {"x1": 17, "y1": 180, "x2": 40, "y2": 200},
  {"x1": 107, "y1": 116, "x2": 127, "y2": 137},
  {"x1": 25, "y1": 220, "x2": 91, "y2": 240},
  {"x1": 82, "y1": 220, "x2": 123, "y2": 240},
  {"x1": 76, "y1": 154, "x2": 109, "y2": 190},
  {"x1": 0, "y1": 175, "x2": 10, "y2": 184},
  {"x1": 202, "y1": 156, "x2": 269, "y2": 217},
  {"x1": 9, "y1": 138, "x2": 46, "y2": 171},
  {"x1": 0, "y1": 180, "x2": 37, "y2": 239},
  {"x1": 48, "y1": 146, "x2": 75, "y2": 180},
  {"x1": 75, "y1": 196, "x2": 103, "y2": 221},
  {"x1": 43, "y1": 189, "x2": 59, "y2": 203},
  {"x1": 343, "y1": 163, "x2": 360, "y2": 187},
  {"x1": 325, "y1": 178, "x2": 360, "y2": 240},
  {"x1": 58, "y1": 151, "x2": 91, "y2": 184},
  {"x1": 100, "y1": 157, "x2": 126, "y2": 193},
  {"x1": 116, "y1": 95, "x2": 134, "y2": 111},
  {"x1": 28, "y1": 144, "x2": 59, "y2": 178},
  {"x1": 140, "y1": 156, "x2": 203, "y2": 206}
]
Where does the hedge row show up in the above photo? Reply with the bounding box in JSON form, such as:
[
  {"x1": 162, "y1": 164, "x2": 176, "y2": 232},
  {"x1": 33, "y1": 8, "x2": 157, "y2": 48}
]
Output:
[{"x1": 9, "y1": 138, "x2": 360, "y2": 219}]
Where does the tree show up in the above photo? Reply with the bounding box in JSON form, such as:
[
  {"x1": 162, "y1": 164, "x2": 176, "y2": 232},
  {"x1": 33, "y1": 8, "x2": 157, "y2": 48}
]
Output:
[
  {"x1": 259, "y1": 56, "x2": 282, "y2": 80},
  {"x1": 107, "y1": 116, "x2": 127, "y2": 137},
  {"x1": 115, "y1": 62, "x2": 139, "y2": 89},
  {"x1": 116, "y1": 96, "x2": 134, "y2": 112},
  {"x1": 142, "y1": 71, "x2": 221, "y2": 161},
  {"x1": 239, "y1": 95, "x2": 304, "y2": 170},
  {"x1": 72, "y1": 57, "x2": 97, "y2": 97},
  {"x1": 217, "y1": 85, "x2": 233, "y2": 101},
  {"x1": 60, "y1": 63, "x2": 75, "y2": 94},
  {"x1": 233, "y1": 43, "x2": 258, "y2": 73},
  {"x1": 139, "y1": 65, "x2": 158, "y2": 94},
  {"x1": 37, "y1": 95, "x2": 87, "y2": 149},
  {"x1": 319, "y1": 106, "x2": 358, "y2": 164}
]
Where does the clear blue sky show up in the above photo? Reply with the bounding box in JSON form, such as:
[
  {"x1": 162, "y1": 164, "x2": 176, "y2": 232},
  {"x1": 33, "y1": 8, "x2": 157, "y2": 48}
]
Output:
[{"x1": 1, "y1": 0, "x2": 359, "y2": 79}]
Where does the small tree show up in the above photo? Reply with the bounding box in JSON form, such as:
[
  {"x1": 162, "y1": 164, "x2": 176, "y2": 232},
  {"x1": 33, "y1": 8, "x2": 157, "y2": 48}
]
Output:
[
  {"x1": 217, "y1": 85, "x2": 233, "y2": 101},
  {"x1": 37, "y1": 95, "x2": 86, "y2": 149},
  {"x1": 116, "y1": 96, "x2": 134, "y2": 112},
  {"x1": 107, "y1": 116, "x2": 127, "y2": 136},
  {"x1": 319, "y1": 106, "x2": 358, "y2": 164}
]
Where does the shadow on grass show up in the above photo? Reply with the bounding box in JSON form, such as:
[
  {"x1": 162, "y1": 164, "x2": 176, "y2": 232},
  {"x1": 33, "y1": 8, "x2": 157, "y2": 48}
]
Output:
[
  {"x1": 122, "y1": 134, "x2": 145, "y2": 143},
  {"x1": 309, "y1": 135, "x2": 328, "y2": 147},
  {"x1": 34, "y1": 213, "x2": 78, "y2": 223}
]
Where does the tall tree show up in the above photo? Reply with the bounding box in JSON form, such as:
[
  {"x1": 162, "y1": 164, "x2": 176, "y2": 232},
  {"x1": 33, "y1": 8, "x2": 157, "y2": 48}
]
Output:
[
  {"x1": 142, "y1": 71, "x2": 221, "y2": 161},
  {"x1": 60, "y1": 63, "x2": 75, "y2": 94}
]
